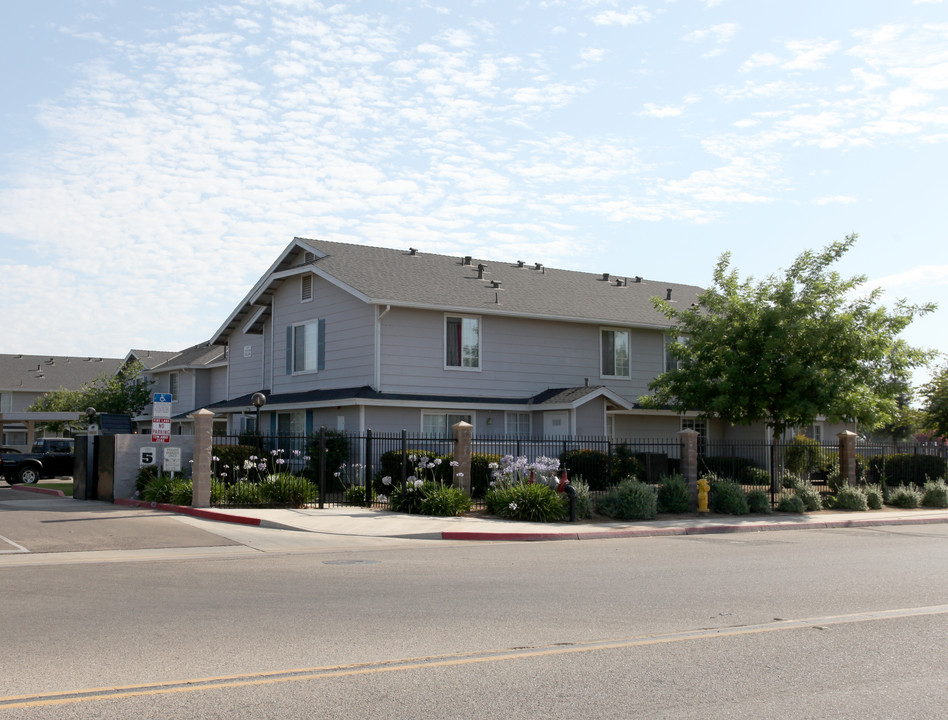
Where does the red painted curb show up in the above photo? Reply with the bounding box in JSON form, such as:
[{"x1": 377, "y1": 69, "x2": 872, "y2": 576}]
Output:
[
  {"x1": 115, "y1": 498, "x2": 262, "y2": 527},
  {"x1": 10, "y1": 485, "x2": 66, "y2": 497}
]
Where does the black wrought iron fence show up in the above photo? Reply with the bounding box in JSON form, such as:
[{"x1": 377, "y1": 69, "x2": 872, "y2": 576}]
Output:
[{"x1": 187, "y1": 430, "x2": 948, "y2": 509}]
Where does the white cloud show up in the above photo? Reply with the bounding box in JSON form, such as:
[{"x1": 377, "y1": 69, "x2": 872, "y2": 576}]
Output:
[
  {"x1": 782, "y1": 39, "x2": 841, "y2": 71},
  {"x1": 813, "y1": 195, "x2": 857, "y2": 205},
  {"x1": 591, "y1": 8, "x2": 653, "y2": 26}
]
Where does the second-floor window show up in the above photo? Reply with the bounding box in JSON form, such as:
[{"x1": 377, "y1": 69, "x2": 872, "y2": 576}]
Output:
[
  {"x1": 601, "y1": 328, "x2": 630, "y2": 378},
  {"x1": 169, "y1": 372, "x2": 179, "y2": 401},
  {"x1": 445, "y1": 315, "x2": 480, "y2": 370},
  {"x1": 288, "y1": 320, "x2": 325, "y2": 374}
]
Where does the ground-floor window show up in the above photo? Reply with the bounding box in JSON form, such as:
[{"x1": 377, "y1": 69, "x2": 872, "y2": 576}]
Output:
[
  {"x1": 505, "y1": 412, "x2": 532, "y2": 438},
  {"x1": 422, "y1": 412, "x2": 472, "y2": 436},
  {"x1": 277, "y1": 411, "x2": 305, "y2": 436},
  {"x1": 681, "y1": 417, "x2": 707, "y2": 455}
]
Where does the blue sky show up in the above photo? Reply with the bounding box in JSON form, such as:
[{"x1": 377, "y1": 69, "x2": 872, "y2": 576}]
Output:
[{"x1": 2, "y1": 0, "x2": 947, "y2": 386}]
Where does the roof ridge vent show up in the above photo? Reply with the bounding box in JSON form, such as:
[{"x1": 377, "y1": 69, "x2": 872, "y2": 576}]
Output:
[
  {"x1": 602, "y1": 273, "x2": 610, "y2": 281},
  {"x1": 409, "y1": 247, "x2": 418, "y2": 256},
  {"x1": 490, "y1": 280, "x2": 502, "y2": 289},
  {"x1": 516, "y1": 260, "x2": 525, "y2": 268}
]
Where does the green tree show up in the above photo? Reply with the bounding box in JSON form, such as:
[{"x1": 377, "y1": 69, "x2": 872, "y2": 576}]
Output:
[
  {"x1": 28, "y1": 360, "x2": 153, "y2": 431},
  {"x1": 920, "y1": 364, "x2": 948, "y2": 439},
  {"x1": 646, "y1": 234, "x2": 935, "y2": 442}
]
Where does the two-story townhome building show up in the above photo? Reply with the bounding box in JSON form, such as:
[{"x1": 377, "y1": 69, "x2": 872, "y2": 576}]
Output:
[
  {"x1": 128, "y1": 343, "x2": 228, "y2": 436},
  {"x1": 205, "y1": 237, "x2": 765, "y2": 443}
]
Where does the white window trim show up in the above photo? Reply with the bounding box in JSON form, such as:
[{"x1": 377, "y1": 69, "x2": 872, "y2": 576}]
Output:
[
  {"x1": 444, "y1": 313, "x2": 482, "y2": 372},
  {"x1": 600, "y1": 327, "x2": 631, "y2": 380}
]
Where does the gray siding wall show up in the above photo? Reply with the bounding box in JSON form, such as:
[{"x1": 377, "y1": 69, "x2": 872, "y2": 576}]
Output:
[
  {"x1": 611, "y1": 414, "x2": 683, "y2": 439},
  {"x1": 271, "y1": 274, "x2": 376, "y2": 394},
  {"x1": 227, "y1": 331, "x2": 267, "y2": 398},
  {"x1": 574, "y1": 400, "x2": 607, "y2": 436},
  {"x1": 379, "y1": 309, "x2": 664, "y2": 404}
]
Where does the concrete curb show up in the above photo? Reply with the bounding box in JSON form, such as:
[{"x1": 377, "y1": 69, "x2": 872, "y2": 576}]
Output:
[
  {"x1": 102, "y1": 497, "x2": 948, "y2": 542},
  {"x1": 10, "y1": 485, "x2": 66, "y2": 497},
  {"x1": 115, "y1": 498, "x2": 264, "y2": 527},
  {"x1": 441, "y1": 514, "x2": 948, "y2": 541}
]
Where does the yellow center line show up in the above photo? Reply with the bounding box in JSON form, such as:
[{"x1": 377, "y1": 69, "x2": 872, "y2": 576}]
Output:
[{"x1": 3, "y1": 604, "x2": 947, "y2": 710}]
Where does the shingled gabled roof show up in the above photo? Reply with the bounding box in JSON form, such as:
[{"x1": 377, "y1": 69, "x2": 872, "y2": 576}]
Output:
[
  {"x1": 213, "y1": 237, "x2": 703, "y2": 342},
  {"x1": 148, "y1": 342, "x2": 227, "y2": 372},
  {"x1": 0, "y1": 354, "x2": 123, "y2": 394}
]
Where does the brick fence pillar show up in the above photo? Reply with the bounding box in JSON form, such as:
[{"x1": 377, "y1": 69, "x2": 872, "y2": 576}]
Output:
[
  {"x1": 838, "y1": 430, "x2": 858, "y2": 486},
  {"x1": 679, "y1": 428, "x2": 699, "y2": 510},
  {"x1": 190, "y1": 408, "x2": 214, "y2": 507},
  {"x1": 452, "y1": 421, "x2": 473, "y2": 496}
]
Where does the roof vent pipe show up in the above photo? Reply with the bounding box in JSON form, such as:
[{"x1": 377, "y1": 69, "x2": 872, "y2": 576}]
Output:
[
  {"x1": 477, "y1": 263, "x2": 486, "y2": 279},
  {"x1": 615, "y1": 278, "x2": 623, "y2": 286},
  {"x1": 517, "y1": 260, "x2": 525, "y2": 268},
  {"x1": 490, "y1": 280, "x2": 502, "y2": 288},
  {"x1": 635, "y1": 276, "x2": 642, "y2": 283},
  {"x1": 535, "y1": 263, "x2": 543, "y2": 271},
  {"x1": 602, "y1": 273, "x2": 610, "y2": 281},
  {"x1": 666, "y1": 288, "x2": 673, "y2": 300},
  {"x1": 409, "y1": 247, "x2": 417, "y2": 256}
]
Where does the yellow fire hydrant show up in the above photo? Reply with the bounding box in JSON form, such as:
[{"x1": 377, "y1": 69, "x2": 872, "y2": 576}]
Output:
[{"x1": 697, "y1": 477, "x2": 710, "y2": 513}]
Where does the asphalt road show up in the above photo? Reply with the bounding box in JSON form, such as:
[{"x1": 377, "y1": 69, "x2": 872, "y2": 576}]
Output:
[{"x1": 2, "y1": 491, "x2": 947, "y2": 718}]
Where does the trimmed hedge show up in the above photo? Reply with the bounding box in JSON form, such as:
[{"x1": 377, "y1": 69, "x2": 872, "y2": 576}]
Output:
[{"x1": 865, "y1": 453, "x2": 947, "y2": 486}]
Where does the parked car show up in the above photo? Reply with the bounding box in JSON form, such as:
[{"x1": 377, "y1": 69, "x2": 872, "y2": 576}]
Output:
[{"x1": 0, "y1": 438, "x2": 74, "y2": 484}]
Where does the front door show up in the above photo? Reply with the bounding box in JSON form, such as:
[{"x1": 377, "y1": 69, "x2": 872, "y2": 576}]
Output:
[{"x1": 543, "y1": 411, "x2": 569, "y2": 438}]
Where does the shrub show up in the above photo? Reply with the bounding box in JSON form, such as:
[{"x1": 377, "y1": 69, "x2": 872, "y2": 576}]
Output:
[
  {"x1": 470, "y1": 453, "x2": 502, "y2": 498},
  {"x1": 611, "y1": 445, "x2": 646, "y2": 482},
  {"x1": 785, "y1": 435, "x2": 823, "y2": 477},
  {"x1": 168, "y1": 479, "x2": 193, "y2": 506},
  {"x1": 701, "y1": 456, "x2": 760, "y2": 482},
  {"x1": 306, "y1": 430, "x2": 352, "y2": 484},
  {"x1": 259, "y1": 474, "x2": 315, "y2": 507},
  {"x1": 489, "y1": 482, "x2": 568, "y2": 523},
  {"x1": 377, "y1": 449, "x2": 453, "y2": 487},
  {"x1": 420, "y1": 484, "x2": 472, "y2": 517},
  {"x1": 594, "y1": 478, "x2": 657, "y2": 521},
  {"x1": 867, "y1": 454, "x2": 947, "y2": 486},
  {"x1": 227, "y1": 481, "x2": 263, "y2": 506},
  {"x1": 560, "y1": 449, "x2": 612, "y2": 490},
  {"x1": 739, "y1": 467, "x2": 772, "y2": 487},
  {"x1": 833, "y1": 485, "x2": 868, "y2": 511},
  {"x1": 210, "y1": 479, "x2": 228, "y2": 505},
  {"x1": 136, "y1": 465, "x2": 160, "y2": 495},
  {"x1": 921, "y1": 479, "x2": 948, "y2": 508},
  {"x1": 746, "y1": 489, "x2": 772, "y2": 514},
  {"x1": 388, "y1": 479, "x2": 431, "y2": 514},
  {"x1": 212, "y1": 444, "x2": 257, "y2": 481},
  {"x1": 566, "y1": 479, "x2": 592, "y2": 520},
  {"x1": 345, "y1": 484, "x2": 376, "y2": 506},
  {"x1": 776, "y1": 494, "x2": 805, "y2": 513},
  {"x1": 656, "y1": 474, "x2": 691, "y2": 514},
  {"x1": 792, "y1": 479, "x2": 823, "y2": 512},
  {"x1": 140, "y1": 475, "x2": 193, "y2": 505},
  {"x1": 709, "y1": 478, "x2": 748, "y2": 515},
  {"x1": 864, "y1": 484, "x2": 884, "y2": 510},
  {"x1": 888, "y1": 484, "x2": 922, "y2": 508}
]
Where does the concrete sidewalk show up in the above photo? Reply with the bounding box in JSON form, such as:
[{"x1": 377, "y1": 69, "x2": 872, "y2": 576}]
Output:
[{"x1": 111, "y1": 495, "x2": 948, "y2": 542}]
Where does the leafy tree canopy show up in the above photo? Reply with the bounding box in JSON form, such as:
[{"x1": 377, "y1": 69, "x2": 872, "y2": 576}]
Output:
[
  {"x1": 920, "y1": 364, "x2": 948, "y2": 439},
  {"x1": 646, "y1": 234, "x2": 936, "y2": 442},
  {"x1": 28, "y1": 360, "x2": 153, "y2": 431}
]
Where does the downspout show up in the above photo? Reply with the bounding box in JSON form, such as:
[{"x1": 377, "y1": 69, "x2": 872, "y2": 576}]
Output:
[{"x1": 375, "y1": 304, "x2": 391, "y2": 391}]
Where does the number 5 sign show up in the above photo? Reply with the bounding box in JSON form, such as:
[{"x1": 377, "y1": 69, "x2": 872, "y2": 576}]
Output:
[{"x1": 140, "y1": 447, "x2": 156, "y2": 466}]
